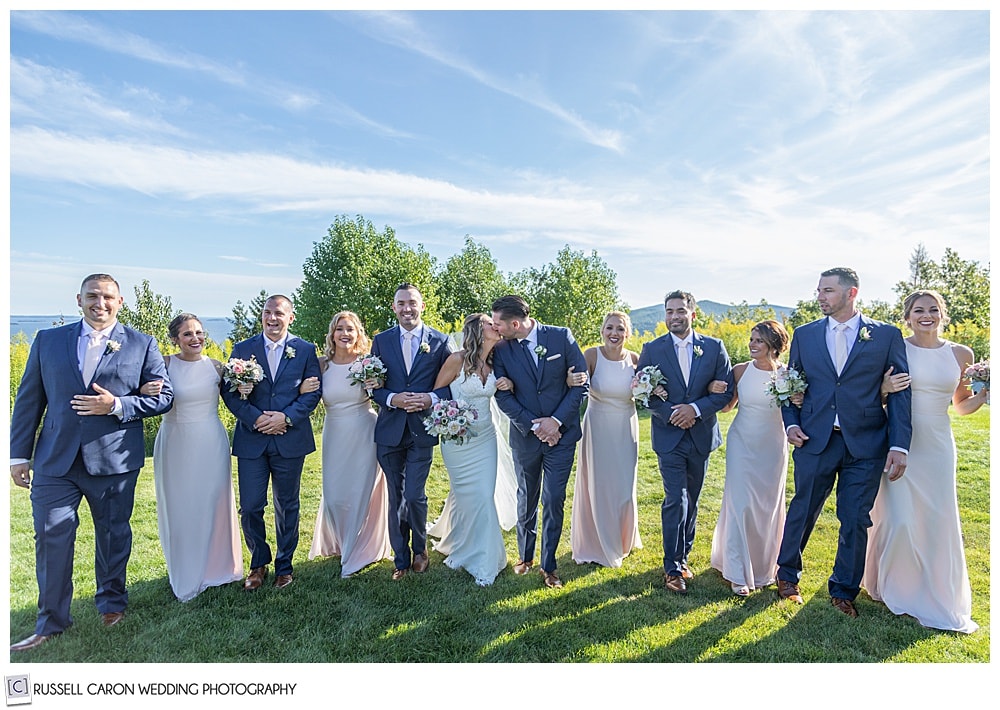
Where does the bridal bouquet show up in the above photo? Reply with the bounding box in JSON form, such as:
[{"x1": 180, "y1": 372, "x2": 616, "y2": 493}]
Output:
[
  {"x1": 964, "y1": 359, "x2": 989, "y2": 402},
  {"x1": 347, "y1": 353, "x2": 387, "y2": 395},
  {"x1": 223, "y1": 356, "x2": 265, "y2": 400},
  {"x1": 423, "y1": 399, "x2": 479, "y2": 445},
  {"x1": 631, "y1": 365, "x2": 665, "y2": 408},
  {"x1": 767, "y1": 367, "x2": 808, "y2": 408}
]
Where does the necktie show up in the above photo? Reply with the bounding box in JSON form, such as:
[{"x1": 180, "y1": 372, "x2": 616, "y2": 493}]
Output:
[
  {"x1": 402, "y1": 331, "x2": 414, "y2": 373},
  {"x1": 520, "y1": 339, "x2": 537, "y2": 372},
  {"x1": 268, "y1": 341, "x2": 281, "y2": 378},
  {"x1": 82, "y1": 331, "x2": 103, "y2": 385},
  {"x1": 677, "y1": 341, "x2": 690, "y2": 386},
  {"x1": 834, "y1": 323, "x2": 849, "y2": 375}
]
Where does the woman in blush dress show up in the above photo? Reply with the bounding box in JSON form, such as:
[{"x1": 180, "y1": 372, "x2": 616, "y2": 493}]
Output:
[
  {"x1": 709, "y1": 320, "x2": 791, "y2": 597},
  {"x1": 304, "y1": 311, "x2": 392, "y2": 577},
  {"x1": 428, "y1": 313, "x2": 515, "y2": 586},
  {"x1": 863, "y1": 290, "x2": 984, "y2": 633},
  {"x1": 570, "y1": 311, "x2": 643, "y2": 568},
  {"x1": 146, "y1": 314, "x2": 242, "y2": 601}
]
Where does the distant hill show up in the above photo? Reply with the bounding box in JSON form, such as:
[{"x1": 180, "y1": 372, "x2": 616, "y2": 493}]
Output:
[{"x1": 628, "y1": 299, "x2": 794, "y2": 336}]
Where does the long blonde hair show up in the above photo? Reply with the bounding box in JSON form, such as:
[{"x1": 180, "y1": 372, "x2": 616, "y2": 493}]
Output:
[
  {"x1": 461, "y1": 313, "x2": 492, "y2": 375},
  {"x1": 324, "y1": 311, "x2": 371, "y2": 361}
]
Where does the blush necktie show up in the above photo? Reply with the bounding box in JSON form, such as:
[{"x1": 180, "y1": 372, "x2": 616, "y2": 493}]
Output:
[
  {"x1": 81, "y1": 331, "x2": 103, "y2": 385},
  {"x1": 834, "y1": 323, "x2": 849, "y2": 375},
  {"x1": 677, "y1": 341, "x2": 690, "y2": 386},
  {"x1": 402, "y1": 331, "x2": 414, "y2": 373}
]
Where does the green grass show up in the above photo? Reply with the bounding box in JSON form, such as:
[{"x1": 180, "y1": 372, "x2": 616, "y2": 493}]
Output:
[{"x1": 8, "y1": 408, "x2": 989, "y2": 663}]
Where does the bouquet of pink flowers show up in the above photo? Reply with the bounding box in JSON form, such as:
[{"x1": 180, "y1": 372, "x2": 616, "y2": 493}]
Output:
[
  {"x1": 767, "y1": 367, "x2": 808, "y2": 407},
  {"x1": 423, "y1": 399, "x2": 479, "y2": 445},
  {"x1": 631, "y1": 365, "x2": 665, "y2": 408},
  {"x1": 223, "y1": 356, "x2": 265, "y2": 399},
  {"x1": 347, "y1": 353, "x2": 387, "y2": 395},
  {"x1": 964, "y1": 359, "x2": 989, "y2": 401}
]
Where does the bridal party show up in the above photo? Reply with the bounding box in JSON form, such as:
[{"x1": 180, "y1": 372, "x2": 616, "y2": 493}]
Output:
[{"x1": 9, "y1": 267, "x2": 986, "y2": 653}]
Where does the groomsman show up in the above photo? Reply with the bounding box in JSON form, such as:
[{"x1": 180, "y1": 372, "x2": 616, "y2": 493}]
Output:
[
  {"x1": 10, "y1": 273, "x2": 173, "y2": 652},
  {"x1": 491, "y1": 295, "x2": 587, "y2": 589},
  {"x1": 222, "y1": 295, "x2": 321, "y2": 591},
  {"x1": 637, "y1": 290, "x2": 733, "y2": 594},
  {"x1": 370, "y1": 283, "x2": 452, "y2": 580},
  {"x1": 777, "y1": 267, "x2": 911, "y2": 617}
]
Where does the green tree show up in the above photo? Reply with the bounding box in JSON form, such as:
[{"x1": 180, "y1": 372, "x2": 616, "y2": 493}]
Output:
[
  {"x1": 515, "y1": 245, "x2": 626, "y2": 346},
  {"x1": 893, "y1": 245, "x2": 990, "y2": 328},
  {"x1": 117, "y1": 279, "x2": 179, "y2": 351},
  {"x1": 294, "y1": 214, "x2": 441, "y2": 345},
  {"x1": 722, "y1": 299, "x2": 778, "y2": 324},
  {"x1": 228, "y1": 289, "x2": 268, "y2": 342},
  {"x1": 787, "y1": 298, "x2": 822, "y2": 328},
  {"x1": 437, "y1": 236, "x2": 509, "y2": 327}
]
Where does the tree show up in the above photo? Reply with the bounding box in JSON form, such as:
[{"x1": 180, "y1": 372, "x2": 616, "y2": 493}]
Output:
[
  {"x1": 787, "y1": 298, "x2": 822, "y2": 328},
  {"x1": 721, "y1": 299, "x2": 777, "y2": 325},
  {"x1": 117, "y1": 279, "x2": 179, "y2": 351},
  {"x1": 893, "y1": 245, "x2": 990, "y2": 328},
  {"x1": 515, "y1": 245, "x2": 627, "y2": 346},
  {"x1": 294, "y1": 214, "x2": 441, "y2": 346},
  {"x1": 228, "y1": 289, "x2": 268, "y2": 342},
  {"x1": 436, "y1": 236, "x2": 509, "y2": 328}
]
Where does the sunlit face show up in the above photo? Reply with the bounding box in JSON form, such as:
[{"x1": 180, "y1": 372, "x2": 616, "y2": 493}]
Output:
[
  {"x1": 77, "y1": 279, "x2": 124, "y2": 330},
  {"x1": 748, "y1": 328, "x2": 772, "y2": 362},
  {"x1": 261, "y1": 297, "x2": 294, "y2": 342},
  {"x1": 173, "y1": 319, "x2": 206, "y2": 358},
  {"x1": 332, "y1": 317, "x2": 359, "y2": 353},
  {"x1": 481, "y1": 316, "x2": 501, "y2": 344},
  {"x1": 602, "y1": 315, "x2": 629, "y2": 347},
  {"x1": 816, "y1": 275, "x2": 856, "y2": 321},
  {"x1": 392, "y1": 287, "x2": 425, "y2": 330},
  {"x1": 490, "y1": 312, "x2": 520, "y2": 340},
  {"x1": 664, "y1": 299, "x2": 694, "y2": 339},
  {"x1": 906, "y1": 295, "x2": 943, "y2": 334}
]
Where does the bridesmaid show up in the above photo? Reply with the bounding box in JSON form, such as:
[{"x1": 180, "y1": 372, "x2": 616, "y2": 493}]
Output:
[
  {"x1": 569, "y1": 311, "x2": 642, "y2": 567},
  {"x1": 709, "y1": 320, "x2": 791, "y2": 596},
  {"x1": 864, "y1": 290, "x2": 983, "y2": 632},
  {"x1": 146, "y1": 314, "x2": 242, "y2": 601},
  {"x1": 304, "y1": 311, "x2": 393, "y2": 577}
]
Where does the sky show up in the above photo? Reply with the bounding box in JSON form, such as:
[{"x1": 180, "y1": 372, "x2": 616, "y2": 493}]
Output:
[{"x1": 6, "y1": 8, "x2": 991, "y2": 321}]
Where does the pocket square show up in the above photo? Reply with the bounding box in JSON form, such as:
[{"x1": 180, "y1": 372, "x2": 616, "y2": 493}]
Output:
[{"x1": 546, "y1": 353, "x2": 562, "y2": 361}]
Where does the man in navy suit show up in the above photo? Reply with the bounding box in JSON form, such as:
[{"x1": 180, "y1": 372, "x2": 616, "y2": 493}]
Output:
[
  {"x1": 777, "y1": 267, "x2": 911, "y2": 617},
  {"x1": 491, "y1": 295, "x2": 587, "y2": 589},
  {"x1": 371, "y1": 283, "x2": 452, "y2": 580},
  {"x1": 222, "y1": 294, "x2": 321, "y2": 591},
  {"x1": 637, "y1": 290, "x2": 733, "y2": 594},
  {"x1": 10, "y1": 273, "x2": 173, "y2": 652}
]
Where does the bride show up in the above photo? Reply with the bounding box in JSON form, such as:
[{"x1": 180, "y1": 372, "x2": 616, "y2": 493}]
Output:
[{"x1": 428, "y1": 313, "x2": 514, "y2": 586}]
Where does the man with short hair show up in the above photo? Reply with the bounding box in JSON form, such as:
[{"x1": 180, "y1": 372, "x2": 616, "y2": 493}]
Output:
[
  {"x1": 222, "y1": 294, "x2": 322, "y2": 591},
  {"x1": 10, "y1": 273, "x2": 173, "y2": 652}
]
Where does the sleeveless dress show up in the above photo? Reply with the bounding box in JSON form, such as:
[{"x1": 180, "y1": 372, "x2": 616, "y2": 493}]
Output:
[
  {"x1": 309, "y1": 361, "x2": 393, "y2": 577},
  {"x1": 429, "y1": 371, "x2": 507, "y2": 586},
  {"x1": 710, "y1": 362, "x2": 788, "y2": 590},
  {"x1": 570, "y1": 349, "x2": 642, "y2": 567},
  {"x1": 153, "y1": 356, "x2": 242, "y2": 601},
  {"x1": 863, "y1": 341, "x2": 978, "y2": 633}
]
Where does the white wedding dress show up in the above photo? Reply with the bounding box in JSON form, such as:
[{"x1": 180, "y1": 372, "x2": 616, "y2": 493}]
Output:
[{"x1": 427, "y1": 371, "x2": 508, "y2": 585}]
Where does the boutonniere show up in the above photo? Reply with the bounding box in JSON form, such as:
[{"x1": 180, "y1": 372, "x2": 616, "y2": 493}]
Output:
[
  {"x1": 692, "y1": 345, "x2": 703, "y2": 358},
  {"x1": 105, "y1": 339, "x2": 121, "y2": 354},
  {"x1": 284, "y1": 346, "x2": 296, "y2": 359},
  {"x1": 534, "y1": 345, "x2": 547, "y2": 358},
  {"x1": 858, "y1": 327, "x2": 872, "y2": 342},
  {"x1": 419, "y1": 342, "x2": 430, "y2": 354}
]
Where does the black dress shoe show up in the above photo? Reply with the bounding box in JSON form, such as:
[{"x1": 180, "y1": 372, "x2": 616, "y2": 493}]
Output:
[{"x1": 10, "y1": 633, "x2": 58, "y2": 652}]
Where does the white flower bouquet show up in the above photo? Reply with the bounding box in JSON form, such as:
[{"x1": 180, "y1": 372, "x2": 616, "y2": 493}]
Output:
[{"x1": 423, "y1": 399, "x2": 479, "y2": 444}]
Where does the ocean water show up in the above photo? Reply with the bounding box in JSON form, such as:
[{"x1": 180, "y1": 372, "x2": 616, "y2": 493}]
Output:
[{"x1": 9, "y1": 316, "x2": 234, "y2": 344}]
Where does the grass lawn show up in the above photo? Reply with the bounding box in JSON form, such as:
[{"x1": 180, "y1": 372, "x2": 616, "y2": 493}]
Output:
[{"x1": 8, "y1": 408, "x2": 989, "y2": 666}]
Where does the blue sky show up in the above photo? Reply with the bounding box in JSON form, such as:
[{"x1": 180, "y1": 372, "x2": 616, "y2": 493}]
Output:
[{"x1": 7, "y1": 9, "x2": 990, "y2": 318}]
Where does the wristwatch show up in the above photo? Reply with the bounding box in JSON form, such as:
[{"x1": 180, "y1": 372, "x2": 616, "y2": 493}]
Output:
[{"x1": 284, "y1": 415, "x2": 293, "y2": 428}]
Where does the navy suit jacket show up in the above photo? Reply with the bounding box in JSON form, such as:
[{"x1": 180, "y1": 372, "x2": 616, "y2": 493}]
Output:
[
  {"x1": 10, "y1": 321, "x2": 173, "y2": 477},
  {"x1": 370, "y1": 324, "x2": 453, "y2": 447},
  {"x1": 781, "y1": 315, "x2": 912, "y2": 459},
  {"x1": 637, "y1": 331, "x2": 733, "y2": 457},
  {"x1": 222, "y1": 334, "x2": 322, "y2": 458},
  {"x1": 492, "y1": 324, "x2": 588, "y2": 453}
]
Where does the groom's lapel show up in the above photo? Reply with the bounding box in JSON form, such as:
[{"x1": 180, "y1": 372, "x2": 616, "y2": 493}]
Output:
[
  {"x1": 67, "y1": 322, "x2": 86, "y2": 388},
  {"x1": 534, "y1": 325, "x2": 547, "y2": 385},
  {"x1": 272, "y1": 335, "x2": 296, "y2": 381},
  {"x1": 841, "y1": 315, "x2": 874, "y2": 376},
  {"x1": 91, "y1": 322, "x2": 127, "y2": 384},
  {"x1": 660, "y1": 335, "x2": 684, "y2": 388},
  {"x1": 815, "y1": 319, "x2": 837, "y2": 375},
  {"x1": 250, "y1": 335, "x2": 271, "y2": 382},
  {"x1": 687, "y1": 332, "x2": 705, "y2": 390}
]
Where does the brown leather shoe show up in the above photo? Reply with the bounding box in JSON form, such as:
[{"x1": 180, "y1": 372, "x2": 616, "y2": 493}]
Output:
[
  {"x1": 777, "y1": 579, "x2": 803, "y2": 604},
  {"x1": 101, "y1": 611, "x2": 125, "y2": 627},
  {"x1": 540, "y1": 569, "x2": 563, "y2": 589},
  {"x1": 831, "y1": 597, "x2": 859, "y2": 618},
  {"x1": 412, "y1": 552, "x2": 429, "y2": 573},
  {"x1": 664, "y1": 574, "x2": 687, "y2": 594},
  {"x1": 244, "y1": 566, "x2": 267, "y2": 591},
  {"x1": 391, "y1": 568, "x2": 408, "y2": 581},
  {"x1": 10, "y1": 633, "x2": 58, "y2": 652},
  {"x1": 273, "y1": 574, "x2": 293, "y2": 589},
  {"x1": 680, "y1": 563, "x2": 694, "y2": 580},
  {"x1": 513, "y1": 560, "x2": 534, "y2": 575}
]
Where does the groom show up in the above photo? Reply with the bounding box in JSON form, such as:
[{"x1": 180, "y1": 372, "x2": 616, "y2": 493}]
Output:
[
  {"x1": 637, "y1": 290, "x2": 733, "y2": 594},
  {"x1": 491, "y1": 295, "x2": 587, "y2": 589},
  {"x1": 371, "y1": 283, "x2": 453, "y2": 580},
  {"x1": 777, "y1": 267, "x2": 911, "y2": 617}
]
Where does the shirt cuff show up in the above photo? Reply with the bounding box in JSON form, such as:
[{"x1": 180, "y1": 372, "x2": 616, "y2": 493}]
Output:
[
  {"x1": 10, "y1": 458, "x2": 29, "y2": 467},
  {"x1": 690, "y1": 403, "x2": 702, "y2": 418},
  {"x1": 385, "y1": 392, "x2": 399, "y2": 409},
  {"x1": 112, "y1": 397, "x2": 124, "y2": 419},
  {"x1": 889, "y1": 446, "x2": 908, "y2": 455}
]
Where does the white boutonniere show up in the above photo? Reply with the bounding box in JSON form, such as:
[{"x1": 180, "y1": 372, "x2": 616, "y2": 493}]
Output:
[
  {"x1": 858, "y1": 327, "x2": 872, "y2": 342},
  {"x1": 693, "y1": 345, "x2": 703, "y2": 358},
  {"x1": 284, "y1": 346, "x2": 296, "y2": 359},
  {"x1": 105, "y1": 339, "x2": 121, "y2": 354},
  {"x1": 534, "y1": 345, "x2": 547, "y2": 358},
  {"x1": 419, "y1": 342, "x2": 430, "y2": 354}
]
